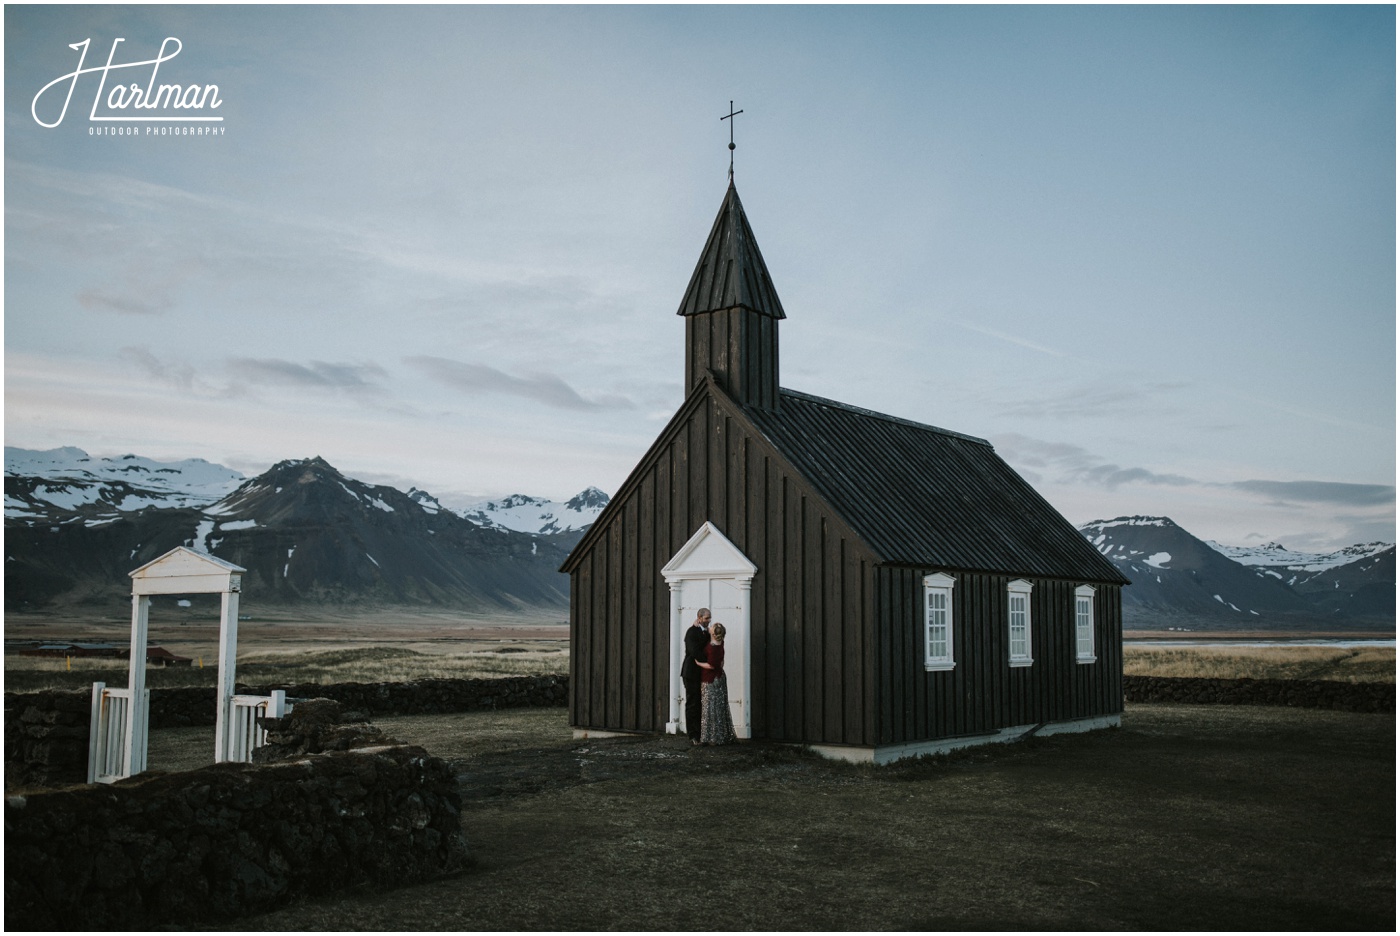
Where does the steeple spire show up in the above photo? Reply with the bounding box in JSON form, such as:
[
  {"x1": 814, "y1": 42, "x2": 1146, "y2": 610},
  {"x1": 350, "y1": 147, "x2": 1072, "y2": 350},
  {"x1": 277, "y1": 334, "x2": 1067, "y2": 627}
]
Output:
[
  {"x1": 676, "y1": 183, "x2": 786, "y2": 320},
  {"x1": 677, "y1": 182, "x2": 784, "y2": 410}
]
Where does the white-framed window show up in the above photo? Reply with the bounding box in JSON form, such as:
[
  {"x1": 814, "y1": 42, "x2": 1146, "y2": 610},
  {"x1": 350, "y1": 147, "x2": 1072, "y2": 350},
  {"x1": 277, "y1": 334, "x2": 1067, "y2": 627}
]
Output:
[
  {"x1": 1075, "y1": 585, "x2": 1097, "y2": 663},
  {"x1": 923, "y1": 572, "x2": 956, "y2": 672},
  {"x1": 1007, "y1": 579, "x2": 1034, "y2": 667}
]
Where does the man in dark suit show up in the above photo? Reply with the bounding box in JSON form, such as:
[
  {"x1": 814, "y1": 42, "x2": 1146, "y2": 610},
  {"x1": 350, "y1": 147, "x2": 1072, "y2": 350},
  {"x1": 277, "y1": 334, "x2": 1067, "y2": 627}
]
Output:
[{"x1": 680, "y1": 607, "x2": 712, "y2": 744}]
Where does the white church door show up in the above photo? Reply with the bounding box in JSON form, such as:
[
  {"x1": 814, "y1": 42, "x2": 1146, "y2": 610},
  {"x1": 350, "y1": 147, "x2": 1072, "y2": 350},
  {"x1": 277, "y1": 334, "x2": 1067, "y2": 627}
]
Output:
[{"x1": 661, "y1": 522, "x2": 757, "y2": 739}]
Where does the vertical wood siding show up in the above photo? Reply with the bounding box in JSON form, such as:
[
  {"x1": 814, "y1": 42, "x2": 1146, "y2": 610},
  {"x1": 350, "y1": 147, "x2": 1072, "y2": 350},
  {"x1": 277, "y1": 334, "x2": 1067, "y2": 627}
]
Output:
[
  {"x1": 686, "y1": 309, "x2": 779, "y2": 410},
  {"x1": 875, "y1": 569, "x2": 1123, "y2": 744},
  {"x1": 568, "y1": 391, "x2": 877, "y2": 744}
]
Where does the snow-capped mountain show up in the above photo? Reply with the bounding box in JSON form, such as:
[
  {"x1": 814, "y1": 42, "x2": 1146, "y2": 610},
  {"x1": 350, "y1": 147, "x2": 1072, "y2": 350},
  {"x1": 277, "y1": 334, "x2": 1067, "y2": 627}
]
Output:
[
  {"x1": 6, "y1": 456, "x2": 575, "y2": 612},
  {"x1": 406, "y1": 488, "x2": 445, "y2": 514},
  {"x1": 1206, "y1": 539, "x2": 1396, "y2": 620},
  {"x1": 1206, "y1": 540, "x2": 1393, "y2": 573},
  {"x1": 456, "y1": 487, "x2": 609, "y2": 535},
  {"x1": 5, "y1": 446, "x2": 244, "y2": 524},
  {"x1": 5, "y1": 448, "x2": 613, "y2": 613},
  {"x1": 5, "y1": 446, "x2": 608, "y2": 537},
  {"x1": 1080, "y1": 515, "x2": 1394, "y2": 629}
]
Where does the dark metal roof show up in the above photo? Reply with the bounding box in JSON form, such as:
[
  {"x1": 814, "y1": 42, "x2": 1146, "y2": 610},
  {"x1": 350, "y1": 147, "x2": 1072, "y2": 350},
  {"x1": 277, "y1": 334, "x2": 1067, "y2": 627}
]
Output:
[
  {"x1": 676, "y1": 182, "x2": 786, "y2": 320},
  {"x1": 743, "y1": 389, "x2": 1130, "y2": 584}
]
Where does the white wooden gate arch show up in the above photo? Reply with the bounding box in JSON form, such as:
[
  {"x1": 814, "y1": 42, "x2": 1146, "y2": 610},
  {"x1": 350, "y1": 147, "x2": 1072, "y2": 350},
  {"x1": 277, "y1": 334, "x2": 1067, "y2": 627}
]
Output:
[
  {"x1": 661, "y1": 522, "x2": 757, "y2": 739},
  {"x1": 88, "y1": 547, "x2": 281, "y2": 783}
]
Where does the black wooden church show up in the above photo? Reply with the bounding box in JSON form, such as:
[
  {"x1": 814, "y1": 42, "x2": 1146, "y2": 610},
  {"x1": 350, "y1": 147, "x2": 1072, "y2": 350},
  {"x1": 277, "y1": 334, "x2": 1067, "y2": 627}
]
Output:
[{"x1": 562, "y1": 181, "x2": 1129, "y2": 763}]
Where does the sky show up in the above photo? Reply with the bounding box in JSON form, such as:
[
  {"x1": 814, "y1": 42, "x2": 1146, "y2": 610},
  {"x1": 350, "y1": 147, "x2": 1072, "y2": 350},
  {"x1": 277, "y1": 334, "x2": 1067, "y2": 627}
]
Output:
[{"x1": 4, "y1": 4, "x2": 1395, "y2": 552}]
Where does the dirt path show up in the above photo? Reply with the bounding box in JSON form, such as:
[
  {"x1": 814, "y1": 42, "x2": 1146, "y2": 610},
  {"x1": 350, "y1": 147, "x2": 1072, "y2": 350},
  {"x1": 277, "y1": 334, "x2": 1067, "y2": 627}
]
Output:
[{"x1": 211, "y1": 702, "x2": 1393, "y2": 931}]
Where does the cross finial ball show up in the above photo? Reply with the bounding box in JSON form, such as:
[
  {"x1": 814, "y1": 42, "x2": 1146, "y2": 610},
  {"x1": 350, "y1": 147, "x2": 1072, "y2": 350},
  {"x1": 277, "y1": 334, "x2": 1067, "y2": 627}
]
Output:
[{"x1": 721, "y1": 100, "x2": 743, "y2": 179}]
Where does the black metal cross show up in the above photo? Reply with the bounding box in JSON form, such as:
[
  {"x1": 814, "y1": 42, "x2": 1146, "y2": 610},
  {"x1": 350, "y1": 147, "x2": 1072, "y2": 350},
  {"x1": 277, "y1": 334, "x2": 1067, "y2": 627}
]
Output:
[{"x1": 721, "y1": 100, "x2": 743, "y2": 179}]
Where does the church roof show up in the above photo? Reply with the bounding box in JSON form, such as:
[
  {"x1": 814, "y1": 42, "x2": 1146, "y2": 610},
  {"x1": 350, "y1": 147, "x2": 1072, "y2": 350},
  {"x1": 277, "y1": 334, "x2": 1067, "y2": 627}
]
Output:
[
  {"x1": 743, "y1": 389, "x2": 1129, "y2": 584},
  {"x1": 676, "y1": 182, "x2": 786, "y2": 320}
]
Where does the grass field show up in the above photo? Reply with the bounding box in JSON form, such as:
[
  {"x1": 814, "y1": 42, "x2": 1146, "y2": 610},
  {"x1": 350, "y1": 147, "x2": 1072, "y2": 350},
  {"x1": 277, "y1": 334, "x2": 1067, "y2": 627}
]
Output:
[
  {"x1": 4, "y1": 608, "x2": 571, "y2": 692},
  {"x1": 7, "y1": 629, "x2": 1393, "y2": 693},
  {"x1": 169, "y1": 702, "x2": 1393, "y2": 931},
  {"x1": 1122, "y1": 643, "x2": 1395, "y2": 683},
  {"x1": 2, "y1": 644, "x2": 570, "y2": 693},
  {"x1": 14, "y1": 613, "x2": 1393, "y2": 930}
]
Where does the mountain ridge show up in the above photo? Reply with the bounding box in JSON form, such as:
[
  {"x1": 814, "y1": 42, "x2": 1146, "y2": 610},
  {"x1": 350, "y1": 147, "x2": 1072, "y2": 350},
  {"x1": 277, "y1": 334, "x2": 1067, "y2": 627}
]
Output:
[
  {"x1": 4, "y1": 445, "x2": 246, "y2": 524},
  {"x1": 456, "y1": 487, "x2": 608, "y2": 534},
  {"x1": 1205, "y1": 538, "x2": 1393, "y2": 573},
  {"x1": 5, "y1": 446, "x2": 605, "y2": 536},
  {"x1": 5, "y1": 453, "x2": 598, "y2": 613},
  {"x1": 1079, "y1": 515, "x2": 1394, "y2": 630},
  {"x1": 6, "y1": 447, "x2": 1389, "y2": 629}
]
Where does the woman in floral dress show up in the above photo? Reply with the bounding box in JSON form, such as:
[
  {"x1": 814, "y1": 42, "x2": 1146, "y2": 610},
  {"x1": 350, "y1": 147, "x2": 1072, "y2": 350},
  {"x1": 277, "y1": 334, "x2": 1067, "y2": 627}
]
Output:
[{"x1": 699, "y1": 621, "x2": 737, "y2": 745}]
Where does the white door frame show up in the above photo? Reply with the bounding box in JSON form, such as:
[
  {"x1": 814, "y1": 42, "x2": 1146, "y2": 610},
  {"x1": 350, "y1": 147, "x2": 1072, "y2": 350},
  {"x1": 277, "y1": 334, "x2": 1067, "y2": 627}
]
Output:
[{"x1": 661, "y1": 522, "x2": 757, "y2": 739}]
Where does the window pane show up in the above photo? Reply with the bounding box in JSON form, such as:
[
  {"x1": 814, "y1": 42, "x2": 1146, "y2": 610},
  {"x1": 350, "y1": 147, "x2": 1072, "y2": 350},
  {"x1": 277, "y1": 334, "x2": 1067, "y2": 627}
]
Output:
[
  {"x1": 1009, "y1": 593, "x2": 1028, "y2": 658},
  {"x1": 1076, "y1": 597, "x2": 1092, "y2": 656},
  {"x1": 926, "y1": 587, "x2": 953, "y2": 664}
]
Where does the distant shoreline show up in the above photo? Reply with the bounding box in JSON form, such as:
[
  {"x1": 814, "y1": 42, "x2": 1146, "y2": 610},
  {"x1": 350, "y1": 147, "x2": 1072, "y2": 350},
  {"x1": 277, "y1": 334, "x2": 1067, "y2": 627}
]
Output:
[
  {"x1": 1125, "y1": 629, "x2": 1394, "y2": 642},
  {"x1": 1125, "y1": 631, "x2": 1395, "y2": 651}
]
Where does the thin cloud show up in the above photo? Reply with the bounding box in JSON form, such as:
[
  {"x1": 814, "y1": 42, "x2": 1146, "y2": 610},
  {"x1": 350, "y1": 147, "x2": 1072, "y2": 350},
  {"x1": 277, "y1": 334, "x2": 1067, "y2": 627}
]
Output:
[
  {"x1": 78, "y1": 289, "x2": 172, "y2": 316},
  {"x1": 228, "y1": 358, "x2": 388, "y2": 392},
  {"x1": 120, "y1": 346, "x2": 197, "y2": 391},
  {"x1": 1078, "y1": 465, "x2": 1196, "y2": 488},
  {"x1": 1228, "y1": 480, "x2": 1395, "y2": 508},
  {"x1": 998, "y1": 382, "x2": 1189, "y2": 420},
  {"x1": 953, "y1": 321, "x2": 1068, "y2": 359},
  {"x1": 992, "y1": 433, "x2": 1195, "y2": 490},
  {"x1": 406, "y1": 355, "x2": 634, "y2": 412},
  {"x1": 997, "y1": 433, "x2": 1395, "y2": 525},
  {"x1": 1334, "y1": 515, "x2": 1398, "y2": 547}
]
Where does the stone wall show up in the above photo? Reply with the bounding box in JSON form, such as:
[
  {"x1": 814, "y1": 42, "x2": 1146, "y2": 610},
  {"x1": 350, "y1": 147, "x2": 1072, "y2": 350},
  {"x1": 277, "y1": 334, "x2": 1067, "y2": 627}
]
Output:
[
  {"x1": 4, "y1": 744, "x2": 468, "y2": 930},
  {"x1": 5, "y1": 689, "x2": 91, "y2": 788},
  {"x1": 6, "y1": 674, "x2": 568, "y2": 787},
  {"x1": 250, "y1": 673, "x2": 569, "y2": 718},
  {"x1": 1123, "y1": 675, "x2": 1395, "y2": 713},
  {"x1": 149, "y1": 673, "x2": 568, "y2": 726}
]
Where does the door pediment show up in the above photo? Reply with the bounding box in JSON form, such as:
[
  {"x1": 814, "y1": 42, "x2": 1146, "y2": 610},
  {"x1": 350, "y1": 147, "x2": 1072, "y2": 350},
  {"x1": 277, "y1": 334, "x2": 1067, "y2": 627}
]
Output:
[{"x1": 661, "y1": 521, "x2": 756, "y2": 582}]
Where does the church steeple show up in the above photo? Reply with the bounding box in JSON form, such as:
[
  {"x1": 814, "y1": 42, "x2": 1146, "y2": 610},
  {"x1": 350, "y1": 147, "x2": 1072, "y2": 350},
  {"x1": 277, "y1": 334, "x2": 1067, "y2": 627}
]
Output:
[{"x1": 677, "y1": 182, "x2": 784, "y2": 410}]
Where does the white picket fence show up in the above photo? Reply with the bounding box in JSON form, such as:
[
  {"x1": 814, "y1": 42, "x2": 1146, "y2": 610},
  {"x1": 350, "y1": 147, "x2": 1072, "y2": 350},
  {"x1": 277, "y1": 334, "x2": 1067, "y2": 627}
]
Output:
[
  {"x1": 87, "y1": 682, "x2": 150, "y2": 784},
  {"x1": 227, "y1": 690, "x2": 288, "y2": 763},
  {"x1": 88, "y1": 684, "x2": 288, "y2": 782}
]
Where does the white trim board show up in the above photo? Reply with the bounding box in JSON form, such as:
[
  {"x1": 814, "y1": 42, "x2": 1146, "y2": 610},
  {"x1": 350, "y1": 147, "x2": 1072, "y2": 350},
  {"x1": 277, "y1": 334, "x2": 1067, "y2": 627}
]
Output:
[
  {"x1": 572, "y1": 728, "x2": 644, "y2": 740},
  {"x1": 806, "y1": 715, "x2": 1121, "y2": 765}
]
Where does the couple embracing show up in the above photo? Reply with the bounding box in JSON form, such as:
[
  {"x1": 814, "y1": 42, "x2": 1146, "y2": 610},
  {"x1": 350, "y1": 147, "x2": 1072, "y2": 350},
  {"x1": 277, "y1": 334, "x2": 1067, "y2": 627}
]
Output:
[{"x1": 681, "y1": 608, "x2": 737, "y2": 746}]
